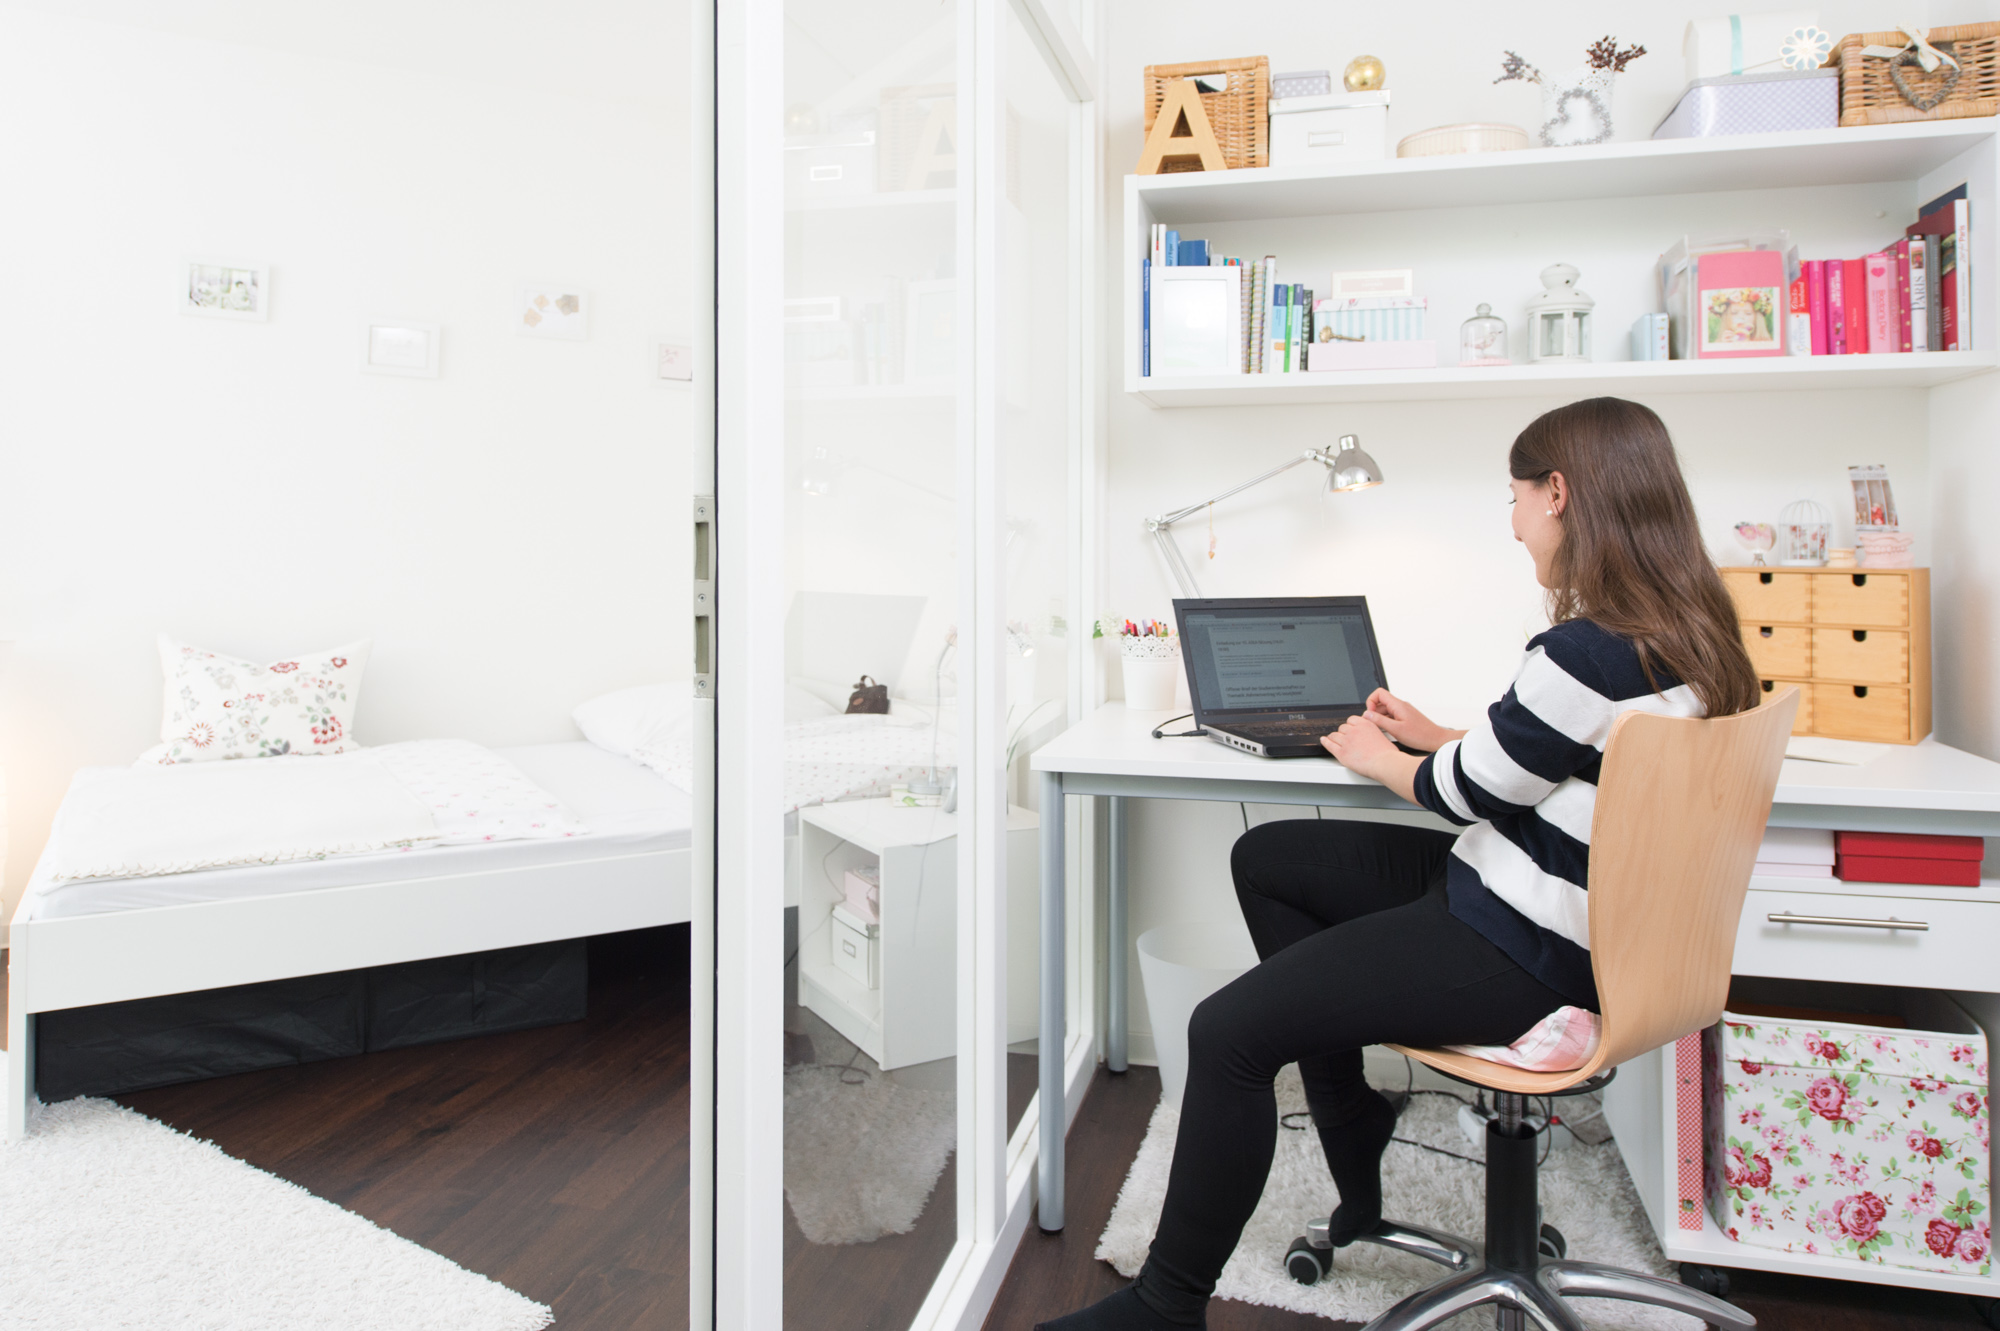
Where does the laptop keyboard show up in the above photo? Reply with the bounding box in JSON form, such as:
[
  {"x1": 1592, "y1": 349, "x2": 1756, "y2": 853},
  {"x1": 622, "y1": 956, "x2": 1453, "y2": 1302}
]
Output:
[{"x1": 1223, "y1": 720, "x2": 1336, "y2": 740}]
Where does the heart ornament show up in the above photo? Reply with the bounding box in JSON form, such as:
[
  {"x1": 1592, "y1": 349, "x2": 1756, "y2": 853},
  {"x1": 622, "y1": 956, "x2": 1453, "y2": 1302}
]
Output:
[
  {"x1": 1890, "y1": 40, "x2": 1961, "y2": 111},
  {"x1": 1539, "y1": 87, "x2": 1611, "y2": 147}
]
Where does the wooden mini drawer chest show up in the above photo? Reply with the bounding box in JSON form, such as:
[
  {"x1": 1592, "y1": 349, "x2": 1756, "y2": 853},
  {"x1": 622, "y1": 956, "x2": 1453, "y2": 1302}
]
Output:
[{"x1": 1722, "y1": 566, "x2": 1931, "y2": 744}]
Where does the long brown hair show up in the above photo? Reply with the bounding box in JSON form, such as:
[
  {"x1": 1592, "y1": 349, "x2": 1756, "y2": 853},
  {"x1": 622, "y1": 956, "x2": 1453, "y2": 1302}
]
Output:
[{"x1": 1509, "y1": 397, "x2": 1760, "y2": 717}]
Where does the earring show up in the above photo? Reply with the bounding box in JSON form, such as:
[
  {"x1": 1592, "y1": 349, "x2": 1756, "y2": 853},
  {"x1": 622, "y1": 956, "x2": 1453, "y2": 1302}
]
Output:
[{"x1": 1545, "y1": 509, "x2": 1555, "y2": 516}]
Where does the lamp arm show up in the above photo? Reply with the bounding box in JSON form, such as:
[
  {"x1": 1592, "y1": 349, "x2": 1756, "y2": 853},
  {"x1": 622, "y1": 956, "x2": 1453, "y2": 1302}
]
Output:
[{"x1": 1145, "y1": 447, "x2": 1337, "y2": 598}]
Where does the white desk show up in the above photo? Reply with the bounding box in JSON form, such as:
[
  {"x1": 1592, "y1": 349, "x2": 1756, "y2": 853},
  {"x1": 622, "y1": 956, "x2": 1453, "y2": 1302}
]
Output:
[{"x1": 1029, "y1": 703, "x2": 2000, "y2": 1271}]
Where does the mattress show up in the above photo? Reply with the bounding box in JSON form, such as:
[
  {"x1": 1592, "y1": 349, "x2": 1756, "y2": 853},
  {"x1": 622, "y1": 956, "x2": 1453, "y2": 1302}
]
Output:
[{"x1": 23, "y1": 742, "x2": 692, "y2": 922}]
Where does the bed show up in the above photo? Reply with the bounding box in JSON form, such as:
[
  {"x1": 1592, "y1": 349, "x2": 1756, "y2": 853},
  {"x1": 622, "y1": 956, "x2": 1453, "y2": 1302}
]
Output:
[{"x1": 6, "y1": 739, "x2": 695, "y2": 1136}]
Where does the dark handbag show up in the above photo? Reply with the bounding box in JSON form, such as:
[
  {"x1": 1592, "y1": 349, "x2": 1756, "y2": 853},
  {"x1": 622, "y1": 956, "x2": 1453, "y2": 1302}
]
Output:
[{"x1": 846, "y1": 675, "x2": 890, "y2": 714}]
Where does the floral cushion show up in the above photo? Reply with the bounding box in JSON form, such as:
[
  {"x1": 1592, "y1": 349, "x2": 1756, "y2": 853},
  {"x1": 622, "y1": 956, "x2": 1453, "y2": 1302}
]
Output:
[
  {"x1": 1705, "y1": 1012, "x2": 1991, "y2": 1275},
  {"x1": 141, "y1": 634, "x2": 370, "y2": 764}
]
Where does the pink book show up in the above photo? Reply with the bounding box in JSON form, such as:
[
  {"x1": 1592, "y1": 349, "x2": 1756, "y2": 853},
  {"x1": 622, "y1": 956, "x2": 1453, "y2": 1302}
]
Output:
[
  {"x1": 1894, "y1": 239, "x2": 1914, "y2": 352},
  {"x1": 1864, "y1": 252, "x2": 1895, "y2": 352},
  {"x1": 1843, "y1": 258, "x2": 1868, "y2": 353},
  {"x1": 1827, "y1": 260, "x2": 1847, "y2": 354},
  {"x1": 1806, "y1": 259, "x2": 1829, "y2": 355},
  {"x1": 1694, "y1": 250, "x2": 1787, "y2": 358},
  {"x1": 1676, "y1": 1030, "x2": 1706, "y2": 1230}
]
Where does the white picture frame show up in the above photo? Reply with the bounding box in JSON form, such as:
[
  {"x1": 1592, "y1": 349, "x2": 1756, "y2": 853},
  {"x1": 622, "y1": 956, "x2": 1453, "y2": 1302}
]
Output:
[
  {"x1": 519, "y1": 283, "x2": 590, "y2": 340},
  {"x1": 1151, "y1": 265, "x2": 1242, "y2": 377},
  {"x1": 181, "y1": 259, "x2": 269, "y2": 321},
  {"x1": 362, "y1": 319, "x2": 441, "y2": 378},
  {"x1": 903, "y1": 279, "x2": 955, "y2": 386},
  {"x1": 653, "y1": 337, "x2": 695, "y2": 386}
]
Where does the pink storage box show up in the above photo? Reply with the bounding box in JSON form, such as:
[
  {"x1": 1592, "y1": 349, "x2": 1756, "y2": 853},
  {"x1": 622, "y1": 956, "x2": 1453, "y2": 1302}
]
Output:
[
  {"x1": 1703, "y1": 982, "x2": 1992, "y2": 1276},
  {"x1": 842, "y1": 864, "x2": 881, "y2": 925},
  {"x1": 1304, "y1": 340, "x2": 1436, "y2": 371}
]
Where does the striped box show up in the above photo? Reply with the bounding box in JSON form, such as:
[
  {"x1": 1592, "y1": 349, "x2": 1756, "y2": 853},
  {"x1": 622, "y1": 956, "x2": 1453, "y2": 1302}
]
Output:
[{"x1": 1314, "y1": 297, "x2": 1428, "y2": 343}]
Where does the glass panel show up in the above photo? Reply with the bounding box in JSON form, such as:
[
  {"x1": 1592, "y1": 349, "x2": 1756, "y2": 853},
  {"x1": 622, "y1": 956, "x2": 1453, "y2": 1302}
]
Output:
[
  {"x1": 779, "y1": 1, "x2": 961, "y2": 1322},
  {"x1": 1000, "y1": 4, "x2": 1074, "y2": 1139}
]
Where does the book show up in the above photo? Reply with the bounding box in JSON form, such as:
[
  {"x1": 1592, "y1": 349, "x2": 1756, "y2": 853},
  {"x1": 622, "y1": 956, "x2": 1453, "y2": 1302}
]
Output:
[
  {"x1": 1267, "y1": 282, "x2": 1288, "y2": 373},
  {"x1": 1299, "y1": 286, "x2": 1314, "y2": 360},
  {"x1": 1693, "y1": 249, "x2": 1786, "y2": 358},
  {"x1": 1907, "y1": 238, "x2": 1929, "y2": 352},
  {"x1": 1842, "y1": 258, "x2": 1867, "y2": 354},
  {"x1": 1248, "y1": 257, "x2": 1270, "y2": 372},
  {"x1": 1788, "y1": 276, "x2": 1810, "y2": 356},
  {"x1": 1909, "y1": 195, "x2": 1969, "y2": 350},
  {"x1": 1826, "y1": 259, "x2": 1847, "y2": 355},
  {"x1": 1177, "y1": 238, "x2": 1208, "y2": 267},
  {"x1": 1286, "y1": 287, "x2": 1301, "y2": 372},
  {"x1": 1806, "y1": 260, "x2": 1829, "y2": 355},
  {"x1": 1164, "y1": 229, "x2": 1179, "y2": 267},
  {"x1": 1629, "y1": 312, "x2": 1669, "y2": 361},
  {"x1": 1236, "y1": 258, "x2": 1253, "y2": 372},
  {"x1": 1141, "y1": 258, "x2": 1151, "y2": 377},
  {"x1": 1893, "y1": 240, "x2": 1913, "y2": 352},
  {"x1": 1923, "y1": 234, "x2": 1943, "y2": 351},
  {"x1": 1863, "y1": 252, "x2": 1894, "y2": 353}
]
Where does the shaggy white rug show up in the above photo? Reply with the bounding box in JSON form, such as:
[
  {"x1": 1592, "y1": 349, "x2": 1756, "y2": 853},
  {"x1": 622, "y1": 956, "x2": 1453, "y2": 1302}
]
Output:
[
  {"x1": 1098, "y1": 1068, "x2": 1696, "y2": 1329},
  {"x1": 783, "y1": 1063, "x2": 955, "y2": 1245},
  {"x1": 0, "y1": 1058, "x2": 551, "y2": 1331}
]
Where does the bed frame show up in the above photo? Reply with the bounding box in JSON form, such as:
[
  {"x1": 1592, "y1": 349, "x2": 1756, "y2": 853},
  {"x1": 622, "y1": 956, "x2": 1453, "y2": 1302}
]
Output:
[{"x1": 5, "y1": 843, "x2": 692, "y2": 1138}]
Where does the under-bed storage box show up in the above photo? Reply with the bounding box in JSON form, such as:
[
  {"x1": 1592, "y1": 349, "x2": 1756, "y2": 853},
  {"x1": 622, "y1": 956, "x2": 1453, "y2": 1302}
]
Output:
[{"x1": 36, "y1": 938, "x2": 586, "y2": 1102}]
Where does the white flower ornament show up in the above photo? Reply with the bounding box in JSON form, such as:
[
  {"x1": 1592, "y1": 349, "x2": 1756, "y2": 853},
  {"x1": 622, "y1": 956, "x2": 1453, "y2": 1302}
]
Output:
[{"x1": 1781, "y1": 26, "x2": 1833, "y2": 71}]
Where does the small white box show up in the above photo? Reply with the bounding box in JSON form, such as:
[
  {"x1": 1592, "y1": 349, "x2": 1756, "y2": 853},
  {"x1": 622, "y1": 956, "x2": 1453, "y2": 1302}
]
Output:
[
  {"x1": 830, "y1": 903, "x2": 880, "y2": 989},
  {"x1": 1684, "y1": 12, "x2": 1819, "y2": 83},
  {"x1": 842, "y1": 863, "x2": 881, "y2": 924},
  {"x1": 1268, "y1": 91, "x2": 1389, "y2": 167}
]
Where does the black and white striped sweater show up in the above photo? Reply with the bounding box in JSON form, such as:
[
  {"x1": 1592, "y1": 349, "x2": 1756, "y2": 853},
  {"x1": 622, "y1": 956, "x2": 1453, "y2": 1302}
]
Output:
[{"x1": 1411, "y1": 618, "x2": 1702, "y2": 1010}]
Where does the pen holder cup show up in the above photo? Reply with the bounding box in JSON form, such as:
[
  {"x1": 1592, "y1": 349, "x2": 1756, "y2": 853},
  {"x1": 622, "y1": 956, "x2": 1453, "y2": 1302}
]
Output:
[{"x1": 1120, "y1": 639, "x2": 1182, "y2": 711}]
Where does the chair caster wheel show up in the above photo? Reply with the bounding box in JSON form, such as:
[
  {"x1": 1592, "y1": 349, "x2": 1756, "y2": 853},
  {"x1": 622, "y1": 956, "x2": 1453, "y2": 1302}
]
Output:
[
  {"x1": 1678, "y1": 1262, "x2": 1730, "y2": 1298},
  {"x1": 1970, "y1": 1295, "x2": 2000, "y2": 1329},
  {"x1": 1286, "y1": 1235, "x2": 1329, "y2": 1286},
  {"x1": 1538, "y1": 1223, "x2": 1566, "y2": 1260}
]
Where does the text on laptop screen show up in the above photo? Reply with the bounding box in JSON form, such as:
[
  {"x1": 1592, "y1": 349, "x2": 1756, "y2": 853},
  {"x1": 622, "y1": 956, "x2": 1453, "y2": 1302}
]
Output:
[{"x1": 1181, "y1": 609, "x2": 1384, "y2": 713}]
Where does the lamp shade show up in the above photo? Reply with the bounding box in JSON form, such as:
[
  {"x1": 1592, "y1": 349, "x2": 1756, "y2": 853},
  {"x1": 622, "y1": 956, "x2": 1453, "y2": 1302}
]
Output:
[{"x1": 1328, "y1": 434, "x2": 1383, "y2": 491}]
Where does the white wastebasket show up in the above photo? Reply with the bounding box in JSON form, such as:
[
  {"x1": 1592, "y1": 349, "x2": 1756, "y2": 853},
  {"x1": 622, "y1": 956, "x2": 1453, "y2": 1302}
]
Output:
[{"x1": 1136, "y1": 920, "x2": 1260, "y2": 1107}]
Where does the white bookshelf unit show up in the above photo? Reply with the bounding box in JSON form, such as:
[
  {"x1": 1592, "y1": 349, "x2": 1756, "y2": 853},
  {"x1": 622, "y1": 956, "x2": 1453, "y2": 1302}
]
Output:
[{"x1": 1126, "y1": 120, "x2": 1998, "y2": 405}]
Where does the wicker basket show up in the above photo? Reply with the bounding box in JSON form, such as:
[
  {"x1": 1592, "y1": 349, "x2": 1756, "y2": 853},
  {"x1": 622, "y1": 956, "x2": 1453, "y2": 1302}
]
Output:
[
  {"x1": 1143, "y1": 56, "x2": 1269, "y2": 170},
  {"x1": 1831, "y1": 24, "x2": 2000, "y2": 126}
]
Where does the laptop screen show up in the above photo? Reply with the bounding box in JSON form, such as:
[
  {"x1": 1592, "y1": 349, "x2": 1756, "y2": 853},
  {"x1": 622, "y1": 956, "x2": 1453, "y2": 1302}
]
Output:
[{"x1": 1175, "y1": 598, "x2": 1386, "y2": 718}]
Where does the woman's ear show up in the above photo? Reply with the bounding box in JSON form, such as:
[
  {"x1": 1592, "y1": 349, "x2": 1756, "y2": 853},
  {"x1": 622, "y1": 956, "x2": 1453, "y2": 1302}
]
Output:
[{"x1": 1546, "y1": 471, "x2": 1568, "y2": 518}]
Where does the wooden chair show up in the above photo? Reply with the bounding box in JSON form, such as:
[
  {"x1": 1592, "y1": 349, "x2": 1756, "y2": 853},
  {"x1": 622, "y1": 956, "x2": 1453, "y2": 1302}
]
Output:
[{"x1": 1290, "y1": 688, "x2": 1799, "y2": 1331}]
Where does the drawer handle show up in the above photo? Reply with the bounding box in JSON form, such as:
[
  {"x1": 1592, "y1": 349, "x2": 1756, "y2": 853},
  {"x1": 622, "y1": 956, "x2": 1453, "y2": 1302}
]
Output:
[
  {"x1": 1759, "y1": 572, "x2": 1774, "y2": 585},
  {"x1": 1767, "y1": 912, "x2": 1929, "y2": 932},
  {"x1": 1852, "y1": 630, "x2": 1867, "y2": 643},
  {"x1": 1851, "y1": 574, "x2": 1867, "y2": 587},
  {"x1": 1759, "y1": 626, "x2": 1775, "y2": 638},
  {"x1": 1853, "y1": 686, "x2": 1868, "y2": 699}
]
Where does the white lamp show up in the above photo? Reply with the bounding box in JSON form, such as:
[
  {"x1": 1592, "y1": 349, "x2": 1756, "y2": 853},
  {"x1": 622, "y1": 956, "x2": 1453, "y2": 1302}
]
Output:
[
  {"x1": 1527, "y1": 263, "x2": 1594, "y2": 364},
  {"x1": 1145, "y1": 435, "x2": 1384, "y2": 597}
]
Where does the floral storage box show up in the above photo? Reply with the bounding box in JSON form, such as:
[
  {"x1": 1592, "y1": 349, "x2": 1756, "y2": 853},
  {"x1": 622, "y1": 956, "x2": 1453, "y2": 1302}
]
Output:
[{"x1": 1704, "y1": 991, "x2": 1991, "y2": 1276}]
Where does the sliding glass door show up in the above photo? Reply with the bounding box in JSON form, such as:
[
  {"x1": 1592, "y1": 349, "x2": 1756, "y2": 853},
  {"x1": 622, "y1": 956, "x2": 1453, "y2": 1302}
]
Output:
[{"x1": 706, "y1": 2, "x2": 1094, "y2": 1324}]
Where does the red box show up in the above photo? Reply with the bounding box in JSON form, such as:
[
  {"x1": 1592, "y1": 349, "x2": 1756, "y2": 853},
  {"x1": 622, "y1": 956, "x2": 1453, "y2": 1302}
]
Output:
[{"x1": 1835, "y1": 832, "x2": 1984, "y2": 886}]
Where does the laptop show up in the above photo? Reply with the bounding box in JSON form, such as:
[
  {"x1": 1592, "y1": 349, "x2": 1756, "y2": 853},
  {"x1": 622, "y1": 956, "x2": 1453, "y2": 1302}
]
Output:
[{"x1": 1172, "y1": 596, "x2": 1389, "y2": 759}]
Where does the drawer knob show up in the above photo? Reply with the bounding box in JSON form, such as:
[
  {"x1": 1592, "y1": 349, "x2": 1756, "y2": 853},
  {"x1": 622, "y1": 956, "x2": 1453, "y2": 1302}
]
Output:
[
  {"x1": 1759, "y1": 572, "x2": 1774, "y2": 585},
  {"x1": 1759, "y1": 626, "x2": 1775, "y2": 638},
  {"x1": 1853, "y1": 686, "x2": 1868, "y2": 699},
  {"x1": 1852, "y1": 630, "x2": 1867, "y2": 642},
  {"x1": 1767, "y1": 912, "x2": 1928, "y2": 931},
  {"x1": 1851, "y1": 574, "x2": 1867, "y2": 587}
]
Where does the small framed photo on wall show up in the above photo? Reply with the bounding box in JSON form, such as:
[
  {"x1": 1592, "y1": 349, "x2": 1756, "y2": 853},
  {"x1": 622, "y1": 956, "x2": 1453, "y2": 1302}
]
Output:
[
  {"x1": 520, "y1": 284, "x2": 589, "y2": 340},
  {"x1": 181, "y1": 259, "x2": 269, "y2": 321},
  {"x1": 653, "y1": 337, "x2": 694, "y2": 385},
  {"x1": 363, "y1": 319, "x2": 441, "y2": 378}
]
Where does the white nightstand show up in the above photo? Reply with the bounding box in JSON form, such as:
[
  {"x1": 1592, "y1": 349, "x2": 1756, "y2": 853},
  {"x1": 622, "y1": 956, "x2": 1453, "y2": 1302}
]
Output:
[{"x1": 796, "y1": 798, "x2": 1040, "y2": 1071}]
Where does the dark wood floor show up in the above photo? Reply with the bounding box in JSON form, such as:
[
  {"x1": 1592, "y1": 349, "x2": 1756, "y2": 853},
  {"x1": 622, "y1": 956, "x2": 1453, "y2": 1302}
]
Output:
[{"x1": 984, "y1": 1065, "x2": 1991, "y2": 1331}]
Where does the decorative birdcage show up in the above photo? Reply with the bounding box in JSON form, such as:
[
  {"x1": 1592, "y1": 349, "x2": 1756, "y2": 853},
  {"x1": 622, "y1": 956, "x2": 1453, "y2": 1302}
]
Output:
[{"x1": 1779, "y1": 499, "x2": 1830, "y2": 566}]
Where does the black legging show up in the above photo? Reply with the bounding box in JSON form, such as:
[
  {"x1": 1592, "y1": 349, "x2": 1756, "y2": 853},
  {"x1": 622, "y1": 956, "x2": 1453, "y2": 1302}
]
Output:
[{"x1": 1133, "y1": 819, "x2": 1567, "y2": 1319}]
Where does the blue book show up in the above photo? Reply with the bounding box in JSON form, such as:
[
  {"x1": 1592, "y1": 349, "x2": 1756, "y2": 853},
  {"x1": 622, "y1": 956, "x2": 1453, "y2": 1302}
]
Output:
[
  {"x1": 1165, "y1": 230, "x2": 1179, "y2": 267},
  {"x1": 1178, "y1": 239, "x2": 1208, "y2": 267},
  {"x1": 1142, "y1": 258, "x2": 1151, "y2": 377}
]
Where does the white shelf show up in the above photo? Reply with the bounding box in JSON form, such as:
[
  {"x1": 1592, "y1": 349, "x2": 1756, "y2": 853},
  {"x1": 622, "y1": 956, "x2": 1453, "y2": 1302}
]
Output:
[
  {"x1": 1132, "y1": 351, "x2": 1998, "y2": 407},
  {"x1": 1130, "y1": 120, "x2": 1997, "y2": 224}
]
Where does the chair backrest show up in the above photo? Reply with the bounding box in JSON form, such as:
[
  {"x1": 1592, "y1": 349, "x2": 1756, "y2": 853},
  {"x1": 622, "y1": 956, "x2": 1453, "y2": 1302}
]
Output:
[{"x1": 1584, "y1": 687, "x2": 1799, "y2": 1074}]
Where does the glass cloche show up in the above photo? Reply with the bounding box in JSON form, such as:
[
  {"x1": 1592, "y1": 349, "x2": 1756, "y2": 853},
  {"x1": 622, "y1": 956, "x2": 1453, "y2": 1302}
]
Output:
[{"x1": 1460, "y1": 303, "x2": 1509, "y2": 366}]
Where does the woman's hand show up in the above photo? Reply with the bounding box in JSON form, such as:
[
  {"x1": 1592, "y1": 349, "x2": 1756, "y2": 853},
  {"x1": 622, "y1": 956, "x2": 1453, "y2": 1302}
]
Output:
[
  {"x1": 1322, "y1": 712, "x2": 1424, "y2": 805},
  {"x1": 1362, "y1": 688, "x2": 1465, "y2": 753}
]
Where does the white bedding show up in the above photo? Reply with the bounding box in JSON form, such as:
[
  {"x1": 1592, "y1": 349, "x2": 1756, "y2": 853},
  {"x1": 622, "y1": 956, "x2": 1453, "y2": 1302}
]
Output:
[
  {"x1": 637, "y1": 710, "x2": 952, "y2": 812},
  {"x1": 23, "y1": 742, "x2": 691, "y2": 922}
]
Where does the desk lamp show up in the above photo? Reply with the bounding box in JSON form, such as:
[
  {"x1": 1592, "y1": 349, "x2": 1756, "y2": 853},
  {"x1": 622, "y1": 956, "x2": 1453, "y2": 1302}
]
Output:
[{"x1": 1144, "y1": 434, "x2": 1383, "y2": 597}]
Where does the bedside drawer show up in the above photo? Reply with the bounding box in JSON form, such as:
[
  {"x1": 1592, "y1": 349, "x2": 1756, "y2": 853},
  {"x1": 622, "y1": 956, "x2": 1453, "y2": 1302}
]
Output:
[
  {"x1": 1758, "y1": 679, "x2": 1812, "y2": 734},
  {"x1": 1734, "y1": 888, "x2": 2000, "y2": 990},
  {"x1": 1742, "y1": 624, "x2": 1811, "y2": 677},
  {"x1": 1811, "y1": 681, "x2": 1911, "y2": 743},
  {"x1": 1723, "y1": 569, "x2": 1810, "y2": 622},
  {"x1": 1811, "y1": 572, "x2": 1908, "y2": 627},
  {"x1": 1811, "y1": 627, "x2": 1908, "y2": 683}
]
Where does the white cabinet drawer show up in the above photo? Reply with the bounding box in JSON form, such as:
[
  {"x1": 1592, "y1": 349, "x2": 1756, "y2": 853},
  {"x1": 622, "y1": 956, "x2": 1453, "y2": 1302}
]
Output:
[{"x1": 1733, "y1": 888, "x2": 2000, "y2": 991}]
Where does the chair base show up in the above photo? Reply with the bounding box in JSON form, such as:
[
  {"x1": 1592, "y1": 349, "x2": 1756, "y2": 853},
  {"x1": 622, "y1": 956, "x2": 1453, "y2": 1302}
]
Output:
[{"x1": 1351, "y1": 1251, "x2": 1755, "y2": 1331}]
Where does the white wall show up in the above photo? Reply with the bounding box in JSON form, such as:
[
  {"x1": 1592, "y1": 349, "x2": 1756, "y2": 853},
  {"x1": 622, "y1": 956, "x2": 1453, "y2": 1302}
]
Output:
[
  {"x1": 1096, "y1": 0, "x2": 1988, "y2": 1056},
  {"x1": 0, "y1": 3, "x2": 694, "y2": 923}
]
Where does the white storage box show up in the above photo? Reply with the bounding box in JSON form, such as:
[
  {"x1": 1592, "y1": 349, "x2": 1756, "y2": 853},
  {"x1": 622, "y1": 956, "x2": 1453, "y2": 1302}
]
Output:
[
  {"x1": 1684, "y1": 12, "x2": 1820, "y2": 83},
  {"x1": 1268, "y1": 91, "x2": 1389, "y2": 166},
  {"x1": 1653, "y1": 69, "x2": 1838, "y2": 139},
  {"x1": 830, "y1": 903, "x2": 880, "y2": 989},
  {"x1": 842, "y1": 863, "x2": 881, "y2": 923}
]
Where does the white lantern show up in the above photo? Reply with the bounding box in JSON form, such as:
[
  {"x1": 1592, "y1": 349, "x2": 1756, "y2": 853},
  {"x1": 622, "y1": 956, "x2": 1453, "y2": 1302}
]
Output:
[{"x1": 1526, "y1": 263, "x2": 1594, "y2": 363}]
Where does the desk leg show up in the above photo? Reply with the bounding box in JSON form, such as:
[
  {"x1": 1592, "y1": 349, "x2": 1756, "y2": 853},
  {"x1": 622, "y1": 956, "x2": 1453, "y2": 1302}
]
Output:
[
  {"x1": 1039, "y1": 769, "x2": 1066, "y2": 1233},
  {"x1": 1107, "y1": 794, "x2": 1127, "y2": 1074}
]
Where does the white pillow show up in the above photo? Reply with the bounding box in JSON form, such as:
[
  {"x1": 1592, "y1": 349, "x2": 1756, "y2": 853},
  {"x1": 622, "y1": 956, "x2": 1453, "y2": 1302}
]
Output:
[
  {"x1": 142, "y1": 634, "x2": 371, "y2": 764},
  {"x1": 572, "y1": 681, "x2": 836, "y2": 757}
]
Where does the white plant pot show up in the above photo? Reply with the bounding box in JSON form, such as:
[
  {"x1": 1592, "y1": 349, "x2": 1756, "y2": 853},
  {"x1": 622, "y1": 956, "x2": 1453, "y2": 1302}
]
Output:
[{"x1": 1121, "y1": 655, "x2": 1181, "y2": 711}]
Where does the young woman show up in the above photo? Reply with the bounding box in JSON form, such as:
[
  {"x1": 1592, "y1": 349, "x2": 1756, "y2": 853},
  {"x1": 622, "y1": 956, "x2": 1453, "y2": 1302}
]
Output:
[{"x1": 1038, "y1": 397, "x2": 1760, "y2": 1331}]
